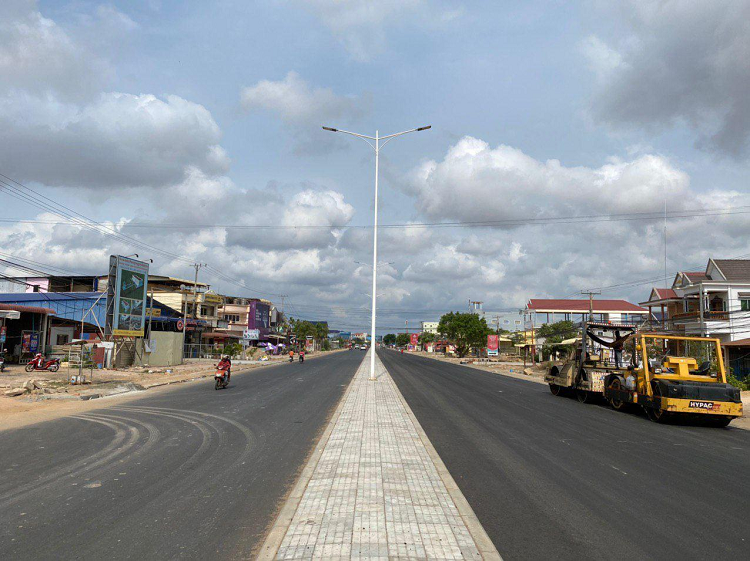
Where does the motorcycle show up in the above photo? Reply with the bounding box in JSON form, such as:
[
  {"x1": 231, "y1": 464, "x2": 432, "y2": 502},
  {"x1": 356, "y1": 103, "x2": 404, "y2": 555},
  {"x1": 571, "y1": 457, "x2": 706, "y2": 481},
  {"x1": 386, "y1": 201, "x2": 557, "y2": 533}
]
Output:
[
  {"x1": 25, "y1": 353, "x2": 60, "y2": 373},
  {"x1": 214, "y1": 365, "x2": 229, "y2": 390},
  {"x1": 289, "y1": 354, "x2": 294, "y2": 363},
  {"x1": 299, "y1": 353, "x2": 305, "y2": 363},
  {"x1": 0, "y1": 350, "x2": 5, "y2": 372}
]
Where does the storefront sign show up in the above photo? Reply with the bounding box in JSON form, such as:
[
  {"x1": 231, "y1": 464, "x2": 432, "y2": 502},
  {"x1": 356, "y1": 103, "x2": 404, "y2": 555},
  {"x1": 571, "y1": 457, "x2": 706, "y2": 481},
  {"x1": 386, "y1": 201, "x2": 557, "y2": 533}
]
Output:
[
  {"x1": 243, "y1": 329, "x2": 260, "y2": 341},
  {"x1": 145, "y1": 307, "x2": 161, "y2": 317},
  {"x1": 176, "y1": 319, "x2": 184, "y2": 331}
]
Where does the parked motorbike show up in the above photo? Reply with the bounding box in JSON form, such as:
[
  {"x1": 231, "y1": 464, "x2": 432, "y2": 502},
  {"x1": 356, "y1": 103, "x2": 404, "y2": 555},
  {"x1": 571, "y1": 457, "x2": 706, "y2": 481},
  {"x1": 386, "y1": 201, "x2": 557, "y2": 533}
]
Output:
[
  {"x1": 0, "y1": 350, "x2": 5, "y2": 372},
  {"x1": 25, "y1": 353, "x2": 60, "y2": 373},
  {"x1": 214, "y1": 366, "x2": 229, "y2": 390}
]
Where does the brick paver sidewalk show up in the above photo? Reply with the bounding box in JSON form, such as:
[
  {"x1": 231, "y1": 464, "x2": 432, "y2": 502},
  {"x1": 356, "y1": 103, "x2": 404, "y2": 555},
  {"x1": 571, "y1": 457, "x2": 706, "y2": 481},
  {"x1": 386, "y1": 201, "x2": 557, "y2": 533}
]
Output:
[{"x1": 271, "y1": 350, "x2": 498, "y2": 560}]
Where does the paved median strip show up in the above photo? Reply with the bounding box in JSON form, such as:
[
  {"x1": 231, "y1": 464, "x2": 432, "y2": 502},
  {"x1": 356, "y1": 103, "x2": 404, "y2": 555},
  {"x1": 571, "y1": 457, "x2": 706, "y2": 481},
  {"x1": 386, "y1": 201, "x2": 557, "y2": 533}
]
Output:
[{"x1": 258, "y1": 350, "x2": 501, "y2": 560}]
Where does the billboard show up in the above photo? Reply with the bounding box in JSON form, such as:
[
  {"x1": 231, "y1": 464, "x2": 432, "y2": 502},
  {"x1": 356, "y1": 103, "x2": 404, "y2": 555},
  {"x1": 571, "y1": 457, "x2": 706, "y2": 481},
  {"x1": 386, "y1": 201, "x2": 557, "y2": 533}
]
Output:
[
  {"x1": 110, "y1": 255, "x2": 149, "y2": 337},
  {"x1": 248, "y1": 301, "x2": 270, "y2": 340},
  {"x1": 487, "y1": 334, "x2": 499, "y2": 356},
  {"x1": 410, "y1": 333, "x2": 420, "y2": 347}
]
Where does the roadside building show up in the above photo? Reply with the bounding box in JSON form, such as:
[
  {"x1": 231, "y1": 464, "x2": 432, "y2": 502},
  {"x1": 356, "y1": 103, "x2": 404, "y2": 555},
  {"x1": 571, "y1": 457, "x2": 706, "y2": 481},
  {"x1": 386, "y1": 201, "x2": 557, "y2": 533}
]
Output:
[
  {"x1": 526, "y1": 299, "x2": 649, "y2": 325},
  {"x1": 641, "y1": 259, "x2": 750, "y2": 379},
  {"x1": 217, "y1": 297, "x2": 283, "y2": 348},
  {"x1": 421, "y1": 321, "x2": 439, "y2": 334}
]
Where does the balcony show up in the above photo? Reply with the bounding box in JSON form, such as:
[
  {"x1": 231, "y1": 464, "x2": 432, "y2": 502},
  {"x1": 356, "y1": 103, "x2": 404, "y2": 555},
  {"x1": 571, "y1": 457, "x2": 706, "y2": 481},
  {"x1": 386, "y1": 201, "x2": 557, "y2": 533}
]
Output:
[{"x1": 672, "y1": 310, "x2": 729, "y2": 323}]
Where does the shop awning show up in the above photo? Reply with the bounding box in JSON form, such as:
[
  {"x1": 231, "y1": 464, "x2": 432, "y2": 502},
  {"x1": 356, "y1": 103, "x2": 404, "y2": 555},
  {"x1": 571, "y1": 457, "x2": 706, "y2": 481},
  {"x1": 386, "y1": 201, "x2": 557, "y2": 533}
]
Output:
[{"x1": 0, "y1": 303, "x2": 55, "y2": 315}]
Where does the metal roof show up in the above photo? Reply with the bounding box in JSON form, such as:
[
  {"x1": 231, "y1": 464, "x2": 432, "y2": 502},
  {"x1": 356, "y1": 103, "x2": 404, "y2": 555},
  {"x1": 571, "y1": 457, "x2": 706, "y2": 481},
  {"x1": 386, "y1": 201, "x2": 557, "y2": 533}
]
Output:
[{"x1": 526, "y1": 299, "x2": 647, "y2": 313}]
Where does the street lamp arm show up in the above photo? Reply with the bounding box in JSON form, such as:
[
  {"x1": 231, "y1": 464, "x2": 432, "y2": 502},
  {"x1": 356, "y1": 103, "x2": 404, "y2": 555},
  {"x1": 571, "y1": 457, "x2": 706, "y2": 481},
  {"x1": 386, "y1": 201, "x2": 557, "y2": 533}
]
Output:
[
  {"x1": 378, "y1": 126, "x2": 431, "y2": 150},
  {"x1": 322, "y1": 126, "x2": 376, "y2": 150}
]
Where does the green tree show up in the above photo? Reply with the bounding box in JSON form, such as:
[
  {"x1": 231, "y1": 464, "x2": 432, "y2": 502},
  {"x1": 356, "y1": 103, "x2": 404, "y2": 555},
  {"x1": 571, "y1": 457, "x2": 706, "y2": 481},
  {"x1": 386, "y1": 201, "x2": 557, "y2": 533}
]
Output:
[
  {"x1": 537, "y1": 320, "x2": 577, "y2": 360},
  {"x1": 437, "y1": 312, "x2": 491, "y2": 358},
  {"x1": 322, "y1": 339, "x2": 331, "y2": 351},
  {"x1": 537, "y1": 320, "x2": 577, "y2": 340},
  {"x1": 419, "y1": 332, "x2": 436, "y2": 345},
  {"x1": 395, "y1": 333, "x2": 410, "y2": 347},
  {"x1": 383, "y1": 333, "x2": 397, "y2": 345}
]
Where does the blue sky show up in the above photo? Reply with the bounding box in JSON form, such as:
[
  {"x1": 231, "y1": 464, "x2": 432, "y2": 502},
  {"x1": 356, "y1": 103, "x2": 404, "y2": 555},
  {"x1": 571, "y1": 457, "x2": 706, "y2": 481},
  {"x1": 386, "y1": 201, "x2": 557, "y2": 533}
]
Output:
[{"x1": 2, "y1": 1, "x2": 750, "y2": 332}]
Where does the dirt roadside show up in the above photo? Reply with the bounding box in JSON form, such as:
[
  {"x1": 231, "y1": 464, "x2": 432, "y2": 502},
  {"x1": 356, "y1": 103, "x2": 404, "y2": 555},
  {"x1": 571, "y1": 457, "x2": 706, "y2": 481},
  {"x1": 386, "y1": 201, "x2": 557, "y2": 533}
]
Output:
[
  {"x1": 402, "y1": 350, "x2": 750, "y2": 430},
  {"x1": 0, "y1": 349, "x2": 345, "y2": 431}
]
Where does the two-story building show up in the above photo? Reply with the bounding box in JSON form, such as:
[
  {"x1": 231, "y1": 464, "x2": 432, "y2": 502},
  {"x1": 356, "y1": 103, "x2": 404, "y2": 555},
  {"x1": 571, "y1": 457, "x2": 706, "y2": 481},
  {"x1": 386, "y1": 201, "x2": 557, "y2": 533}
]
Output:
[{"x1": 642, "y1": 259, "x2": 750, "y2": 342}]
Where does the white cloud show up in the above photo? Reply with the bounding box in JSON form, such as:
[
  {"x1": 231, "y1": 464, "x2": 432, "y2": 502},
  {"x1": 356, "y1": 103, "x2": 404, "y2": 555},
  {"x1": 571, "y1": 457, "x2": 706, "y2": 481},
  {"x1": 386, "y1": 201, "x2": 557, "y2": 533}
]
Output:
[
  {"x1": 586, "y1": 0, "x2": 750, "y2": 157},
  {"x1": 296, "y1": 0, "x2": 424, "y2": 61},
  {"x1": 0, "y1": 92, "x2": 229, "y2": 189},
  {"x1": 0, "y1": 0, "x2": 109, "y2": 100},
  {"x1": 241, "y1": 71, "x2": 367, "y2": 125},
  {"x1": 405, "y1": 136, "x2": 690, "y2": 223},
  {"x1": 0, "y1": 2, "x2": 228, "y2": 189}
]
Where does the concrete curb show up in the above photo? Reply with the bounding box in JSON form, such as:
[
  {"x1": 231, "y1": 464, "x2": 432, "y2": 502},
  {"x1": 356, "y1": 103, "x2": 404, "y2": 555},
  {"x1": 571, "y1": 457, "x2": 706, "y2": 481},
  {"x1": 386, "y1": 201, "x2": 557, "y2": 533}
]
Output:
[
  {"x1": 255, "y1": 355, "x2": 360, "y2": 560},
  {"x1": 389, "y1": 357, "x2": 503, "y2": 561}
]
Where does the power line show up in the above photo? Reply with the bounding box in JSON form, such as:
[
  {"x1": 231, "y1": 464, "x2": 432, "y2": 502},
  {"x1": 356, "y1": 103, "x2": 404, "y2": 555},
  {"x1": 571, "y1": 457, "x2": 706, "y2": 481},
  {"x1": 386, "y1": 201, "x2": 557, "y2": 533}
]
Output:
[{"x1": 3, "y1": 205, "x2": 750, "y2": 231}]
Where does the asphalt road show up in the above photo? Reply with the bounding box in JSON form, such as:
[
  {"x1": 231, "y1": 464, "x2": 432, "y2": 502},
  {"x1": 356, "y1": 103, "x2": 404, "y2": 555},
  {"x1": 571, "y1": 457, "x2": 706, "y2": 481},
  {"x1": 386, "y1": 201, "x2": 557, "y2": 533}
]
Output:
[
  {"x1": 0, "y1": 351, "x2": 363, "y2": 560},
  {"x1": 380, "y1": 350, "x2": 750, "y2": 561}
]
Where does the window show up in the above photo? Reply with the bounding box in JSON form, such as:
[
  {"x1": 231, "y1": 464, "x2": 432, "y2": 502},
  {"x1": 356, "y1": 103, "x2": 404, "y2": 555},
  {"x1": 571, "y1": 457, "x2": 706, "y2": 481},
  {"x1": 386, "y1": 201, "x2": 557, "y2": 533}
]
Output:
[{"x1": 741, "y1": 298, "x2": 750, "y2": 311}]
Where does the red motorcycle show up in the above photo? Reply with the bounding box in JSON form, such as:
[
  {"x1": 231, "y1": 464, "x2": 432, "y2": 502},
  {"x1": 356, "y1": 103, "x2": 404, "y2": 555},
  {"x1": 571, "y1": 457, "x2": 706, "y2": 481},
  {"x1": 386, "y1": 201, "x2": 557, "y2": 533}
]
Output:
[
  {"x1": 214, "y1": 357, "x2": 231, "y2": 390},
  {"x1": 25, "y1": 353, "x2": 60, "y2": 373}
]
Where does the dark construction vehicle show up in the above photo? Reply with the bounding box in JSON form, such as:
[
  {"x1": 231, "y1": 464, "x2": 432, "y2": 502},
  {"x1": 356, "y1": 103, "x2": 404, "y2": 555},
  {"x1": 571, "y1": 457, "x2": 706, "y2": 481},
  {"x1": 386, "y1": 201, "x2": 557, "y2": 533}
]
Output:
[
  {"x1": 546, "y1": 322, "x2": 637, "y2": 403},
  {"x1": 546, "y1": 323, "x2": 743, "y2": 426}
]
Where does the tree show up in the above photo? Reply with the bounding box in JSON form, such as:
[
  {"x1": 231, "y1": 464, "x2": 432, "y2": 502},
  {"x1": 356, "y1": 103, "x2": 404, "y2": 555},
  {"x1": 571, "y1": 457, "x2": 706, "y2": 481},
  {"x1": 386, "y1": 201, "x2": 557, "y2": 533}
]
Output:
[
  {"x1": 395, "y1": 333, "x2": 410, "y2": 347},
  {"x1": 437, "y1": 312, "x2": 491, "y2": 358},
  {"x1": 537, "y1": 320, "x2": 578, "y2": 361},
  {"x1": 537, "y1": 320, "x2": 576, "y2": 340},
  {"x1": 383, "y1": 333, "x2": 397, "y2": 345},
  {"x1": 419, "y1": 332, "x2": 436, "y2": 345}
]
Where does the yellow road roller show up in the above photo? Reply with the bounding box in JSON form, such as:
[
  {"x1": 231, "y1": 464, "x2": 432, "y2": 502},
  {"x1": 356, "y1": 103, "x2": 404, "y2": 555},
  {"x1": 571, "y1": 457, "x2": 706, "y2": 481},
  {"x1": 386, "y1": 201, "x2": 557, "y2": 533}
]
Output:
[{"x1": 603, "y1": 333, "x2": 743, "y2": 427}]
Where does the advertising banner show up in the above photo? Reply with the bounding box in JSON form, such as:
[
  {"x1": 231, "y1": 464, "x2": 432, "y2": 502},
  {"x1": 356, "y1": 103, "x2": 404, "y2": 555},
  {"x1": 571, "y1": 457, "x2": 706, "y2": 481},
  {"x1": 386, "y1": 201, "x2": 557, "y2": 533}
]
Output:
[
  {"x1": 248, "y1": 301, "x2": 270, "y2": 340},
  {"x1": 0, "y1": 326, "x2": 6, "y2": 343},
  {"x1": 22, "y1": 331, "x2": 39, "y2": 353},
  {"x1": 112, "y1": 256, "x2": 149, "y2": 337},
  {"x1": 305, "y1": 336, "x2": 314, "y2": 351},
  {"x1": 487, "y1": 334, "x2": 499, "y2": 356},
  {"x1": 410, "y1": 333, "x2": 420, "y2": 347}
]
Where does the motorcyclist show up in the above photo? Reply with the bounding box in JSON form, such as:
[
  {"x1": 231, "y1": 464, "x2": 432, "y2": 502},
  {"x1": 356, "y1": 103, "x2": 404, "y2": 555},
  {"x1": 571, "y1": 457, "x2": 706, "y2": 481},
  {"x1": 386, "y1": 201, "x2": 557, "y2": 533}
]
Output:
[
  {"x1": 299, "y1": 348, "x2": 305, "y2": 362},
  {"x1": 217, "y1": 355, "x2": 231, "y2": 383},
  {"x1": 289, "y1": 349, "x2": 295, "y2": 362}
]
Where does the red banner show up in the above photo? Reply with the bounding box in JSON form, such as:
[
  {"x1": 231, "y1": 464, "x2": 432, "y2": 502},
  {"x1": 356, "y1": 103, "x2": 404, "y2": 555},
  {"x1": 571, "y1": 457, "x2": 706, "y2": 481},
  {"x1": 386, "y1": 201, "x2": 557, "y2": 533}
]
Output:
[
  {"x1": 487, "y1": 334, "x2": 499, "y2": 351},
  {"x1": 410, "y1": 333, "x2": 420, "y2": 346}
]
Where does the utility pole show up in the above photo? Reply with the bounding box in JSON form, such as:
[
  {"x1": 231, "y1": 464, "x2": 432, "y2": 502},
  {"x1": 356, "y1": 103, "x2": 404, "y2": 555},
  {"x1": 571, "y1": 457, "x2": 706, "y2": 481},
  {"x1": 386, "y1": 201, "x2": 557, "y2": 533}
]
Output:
[
  {"x1": 192, "y1": 263, "x2": 207, "y2": 319},
  {"x1": 580, "y1": 290, "x2": 601, "y2": 322}
]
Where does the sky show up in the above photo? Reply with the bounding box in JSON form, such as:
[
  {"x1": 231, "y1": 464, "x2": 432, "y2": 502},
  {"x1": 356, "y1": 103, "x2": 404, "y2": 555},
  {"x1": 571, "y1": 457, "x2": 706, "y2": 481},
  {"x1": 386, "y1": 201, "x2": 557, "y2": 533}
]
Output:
[{"x1": 2, "y1": 0, "x2": 750, "y2": 334}]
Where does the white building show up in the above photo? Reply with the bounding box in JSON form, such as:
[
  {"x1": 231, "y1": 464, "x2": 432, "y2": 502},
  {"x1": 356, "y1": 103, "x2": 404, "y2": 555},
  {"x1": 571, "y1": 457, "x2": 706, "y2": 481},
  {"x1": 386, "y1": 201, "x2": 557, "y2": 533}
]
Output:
[
  {"x1": 421, "y1": 321, "x2": 439, "y2": 334},
  {"x1": 643, "y1": 259, "x2": 750, "y2": 343}
]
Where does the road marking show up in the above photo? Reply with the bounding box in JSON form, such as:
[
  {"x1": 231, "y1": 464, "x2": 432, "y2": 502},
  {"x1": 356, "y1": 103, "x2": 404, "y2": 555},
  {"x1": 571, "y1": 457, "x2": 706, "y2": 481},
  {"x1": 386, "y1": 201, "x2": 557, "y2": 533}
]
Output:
[{"x1": 610, "y1": 465, "x2": 628, "y2": 475}]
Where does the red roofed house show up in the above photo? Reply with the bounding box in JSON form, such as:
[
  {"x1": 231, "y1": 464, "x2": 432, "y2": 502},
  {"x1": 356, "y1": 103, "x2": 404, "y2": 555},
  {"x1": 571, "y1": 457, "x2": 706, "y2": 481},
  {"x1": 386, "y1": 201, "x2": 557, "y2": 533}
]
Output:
[{"x1": 526, "y1": 299, "x2": 649, "y2": 325}]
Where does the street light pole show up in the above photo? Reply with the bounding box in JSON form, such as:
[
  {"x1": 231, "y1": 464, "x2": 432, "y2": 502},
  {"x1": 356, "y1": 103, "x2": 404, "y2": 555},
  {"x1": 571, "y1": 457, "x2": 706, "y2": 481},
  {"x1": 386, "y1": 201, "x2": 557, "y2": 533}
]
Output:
[{"x1": 323, "y1": 125, "x2": 431, "y2": 381}]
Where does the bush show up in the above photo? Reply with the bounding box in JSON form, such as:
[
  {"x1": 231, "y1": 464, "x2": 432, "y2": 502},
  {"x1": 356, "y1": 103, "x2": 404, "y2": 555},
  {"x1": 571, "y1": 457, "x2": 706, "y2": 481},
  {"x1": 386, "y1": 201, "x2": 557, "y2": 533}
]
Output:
[
  {"x1": 322, "y1": 339, "x2": 331, "y2": 351},
  {"x1": 727, "y1": 373, "x2": 749, "y2": 391},
  {"x1": 222, "y1": 343, "x2": 242, "y2": 358}
]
